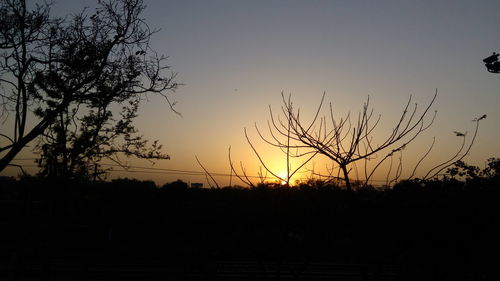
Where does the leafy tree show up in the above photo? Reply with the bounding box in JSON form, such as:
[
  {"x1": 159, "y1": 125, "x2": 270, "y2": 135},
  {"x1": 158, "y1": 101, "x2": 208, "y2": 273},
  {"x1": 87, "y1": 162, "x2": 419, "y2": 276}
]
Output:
[
  {"x1": 483, "y1": 157, "x2": 500, "y2": 180},
  {"x1": 446, "y1": 158, "x2": 500, "y2": 183},
  {"x1": 0, "y1": 0, "x2": 178, "y2": 177}
]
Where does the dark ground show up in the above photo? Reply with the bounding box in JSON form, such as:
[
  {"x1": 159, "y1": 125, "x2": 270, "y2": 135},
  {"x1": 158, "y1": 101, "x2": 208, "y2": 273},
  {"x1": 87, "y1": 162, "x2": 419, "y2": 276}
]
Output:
[{"x1": 0, "y1": 177, "x2": 499, "y2": 280}]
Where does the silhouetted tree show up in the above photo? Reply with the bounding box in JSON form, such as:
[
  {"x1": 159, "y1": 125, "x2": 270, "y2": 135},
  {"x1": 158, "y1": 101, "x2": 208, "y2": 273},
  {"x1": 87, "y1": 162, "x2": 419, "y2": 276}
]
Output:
[
  {"x1": 446, "y1": 157, "x2": 500, "y2": 183},
  {"x1": 0, "y1": 0, "x2": 178, "y2": 176},
  {"x1": 161, "y1": 179, "x2": 189, "y2": 191},
  {"x1": 248, "y1": 92, "x2": 437, "y2": 191}
]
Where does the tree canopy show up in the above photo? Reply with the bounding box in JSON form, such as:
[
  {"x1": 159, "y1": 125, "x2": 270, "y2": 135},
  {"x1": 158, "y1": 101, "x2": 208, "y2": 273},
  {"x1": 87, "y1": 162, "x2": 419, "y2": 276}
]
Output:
[{"x1": 0, "y1": 0, "x2": 178, "y2": 177}]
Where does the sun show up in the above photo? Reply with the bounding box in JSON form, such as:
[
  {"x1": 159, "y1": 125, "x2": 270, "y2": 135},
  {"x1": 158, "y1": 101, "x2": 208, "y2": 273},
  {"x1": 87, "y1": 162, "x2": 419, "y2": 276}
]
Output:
[{"x1": 276, "y1": 169, "x2": 290, "y2": 185}]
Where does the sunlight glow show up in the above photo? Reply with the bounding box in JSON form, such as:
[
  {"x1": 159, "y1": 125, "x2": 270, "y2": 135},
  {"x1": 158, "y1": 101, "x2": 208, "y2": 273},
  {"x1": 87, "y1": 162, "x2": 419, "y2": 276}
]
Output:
[
  {"x1": 275, "y1": 169, "x2": 293, "y2": 186},
  {"x1": 276, "y1": 169, "x2": 288, "y2": 181}
]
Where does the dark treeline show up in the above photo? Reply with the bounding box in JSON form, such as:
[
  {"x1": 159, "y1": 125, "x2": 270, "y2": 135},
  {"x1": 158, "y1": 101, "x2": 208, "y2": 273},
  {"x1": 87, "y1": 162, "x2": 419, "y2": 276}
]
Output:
[{"x1": 1, "y1": 162, "x2": 499, "y2": 280}]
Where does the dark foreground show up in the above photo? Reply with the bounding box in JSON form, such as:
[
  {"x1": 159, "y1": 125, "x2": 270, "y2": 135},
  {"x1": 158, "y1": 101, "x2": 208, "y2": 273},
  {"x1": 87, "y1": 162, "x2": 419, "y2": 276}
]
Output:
[
  {"x1": 1, "y1": 177, "x2": 499, "y2": 280},
  {"x1": 3, "y1": 259, "x2": 400, "y2": 280}
]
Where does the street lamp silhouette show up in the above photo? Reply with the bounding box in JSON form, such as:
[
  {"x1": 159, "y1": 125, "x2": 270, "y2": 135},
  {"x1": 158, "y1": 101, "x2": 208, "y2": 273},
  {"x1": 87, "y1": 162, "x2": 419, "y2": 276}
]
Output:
[{"x1": 483, "y1": 52, "x2": 500, "y2": 73}]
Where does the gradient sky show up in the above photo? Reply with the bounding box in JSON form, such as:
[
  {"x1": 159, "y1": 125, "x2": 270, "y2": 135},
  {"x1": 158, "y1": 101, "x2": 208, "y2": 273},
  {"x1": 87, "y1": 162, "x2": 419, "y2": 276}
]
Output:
[{"x1": 3, "y1": 0, "x2": 500, "y2": 186}]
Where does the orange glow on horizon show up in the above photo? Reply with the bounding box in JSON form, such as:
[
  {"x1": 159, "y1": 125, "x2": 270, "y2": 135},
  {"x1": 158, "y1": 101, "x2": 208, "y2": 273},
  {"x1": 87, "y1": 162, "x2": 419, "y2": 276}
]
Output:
[{"x1": 273, "y1": 168, "x2": 301, "y2": 186}]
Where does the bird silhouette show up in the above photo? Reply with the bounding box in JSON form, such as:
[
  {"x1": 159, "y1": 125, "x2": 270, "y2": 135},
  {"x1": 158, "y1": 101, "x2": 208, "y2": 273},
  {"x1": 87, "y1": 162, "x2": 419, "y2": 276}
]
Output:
[
  {"x1": 472, "y1": 114, "x2": 487, "y2": 122},
  {"x1": 453, "y1": 131, "x2": 466, "y2": 137}
]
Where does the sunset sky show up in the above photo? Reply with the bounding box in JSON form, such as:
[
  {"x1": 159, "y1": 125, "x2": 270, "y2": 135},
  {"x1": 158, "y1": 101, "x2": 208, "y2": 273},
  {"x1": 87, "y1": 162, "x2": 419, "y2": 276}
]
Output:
[{"x1": 3, "y1": 0, "x2": 500, "y2": 186}]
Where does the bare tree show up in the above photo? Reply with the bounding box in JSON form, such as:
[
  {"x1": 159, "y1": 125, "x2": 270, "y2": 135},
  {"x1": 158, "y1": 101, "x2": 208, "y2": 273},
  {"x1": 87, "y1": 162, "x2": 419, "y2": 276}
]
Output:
[
  {"x1": 228, "y1": 146, "x2": 256, "y2": 187},
  {"x1": 421, "y1": 114, "x2": 486, "y2": 180},
  {"x1": 247, "y1": 91, "x2": 437, "y2": 191},
  {"x1": 195, "y1": 155, "x2": 220, "y2": 188},
  {"x1": 0, "y1": 0, "x2": 178, "y2": 174},
  {"x1": 231, "y1": 95, "x2": 319, "y2": 187}
]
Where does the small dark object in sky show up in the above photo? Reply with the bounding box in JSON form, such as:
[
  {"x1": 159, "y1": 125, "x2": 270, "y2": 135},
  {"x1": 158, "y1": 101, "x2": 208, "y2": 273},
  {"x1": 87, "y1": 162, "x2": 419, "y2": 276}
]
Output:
[
  {"x1": 483, "y1": 52, "x2": 500, "y2": 73},
  {"x1": 472, "y1": 114, "x2": 487, "y2": 122},
  {"x1": 453, "y1": 131, "x2": 466, "y2": 137}
]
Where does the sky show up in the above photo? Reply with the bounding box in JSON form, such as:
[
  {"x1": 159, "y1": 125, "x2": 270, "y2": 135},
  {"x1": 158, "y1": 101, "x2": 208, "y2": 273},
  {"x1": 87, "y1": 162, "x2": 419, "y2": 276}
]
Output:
[{"x1": 2, "y1": 0, "x2": 500, "y2": 186}]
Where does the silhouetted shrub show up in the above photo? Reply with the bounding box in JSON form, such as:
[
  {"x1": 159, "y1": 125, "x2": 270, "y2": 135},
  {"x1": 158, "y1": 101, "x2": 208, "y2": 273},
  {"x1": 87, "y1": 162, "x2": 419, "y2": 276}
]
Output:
[{"x1": 161, "y1": 179, "x2": 189, "y2": 191}]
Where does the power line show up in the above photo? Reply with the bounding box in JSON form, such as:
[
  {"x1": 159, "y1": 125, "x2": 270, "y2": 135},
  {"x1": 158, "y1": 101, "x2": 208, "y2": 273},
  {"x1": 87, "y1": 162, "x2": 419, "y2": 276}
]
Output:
[
  {"x1": 103, "y1": 164, "x2": 271, "y2": 179},
  {"x1": 101, "y1": 163, "x2": 208, "y2": 175},
  {"x1": 8, "y1": 158, "x2": 400, "y2": 182}
]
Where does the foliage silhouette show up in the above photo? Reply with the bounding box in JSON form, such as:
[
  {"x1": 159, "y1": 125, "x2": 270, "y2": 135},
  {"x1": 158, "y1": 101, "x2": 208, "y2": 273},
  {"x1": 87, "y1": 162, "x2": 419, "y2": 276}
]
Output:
[
  {"x1": 0, "y1": 0, "x2": 178, "y2": 177},
  {"x1": 161, "y1": 179, "x2": 189, "y2": 191},
  {"x1": 445, "y1": 157, "x2": 499, "y2": 184}
]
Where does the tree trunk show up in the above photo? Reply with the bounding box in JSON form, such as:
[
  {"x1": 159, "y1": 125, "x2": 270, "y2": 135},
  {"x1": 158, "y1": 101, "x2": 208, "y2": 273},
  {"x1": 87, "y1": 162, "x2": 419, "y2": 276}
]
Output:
[
  {"x1": 341, "y1": 164, "x2": 352, "y2": 191},
  {"x1": 0, "y1": 117, "x2": 53, "y2": 173}
]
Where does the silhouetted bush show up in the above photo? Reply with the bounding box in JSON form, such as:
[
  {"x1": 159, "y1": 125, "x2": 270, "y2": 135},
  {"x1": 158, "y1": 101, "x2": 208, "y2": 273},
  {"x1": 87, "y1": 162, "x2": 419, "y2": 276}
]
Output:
[{"x1": 161, "y1": 179, "x2": 189, "y2": 191}]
